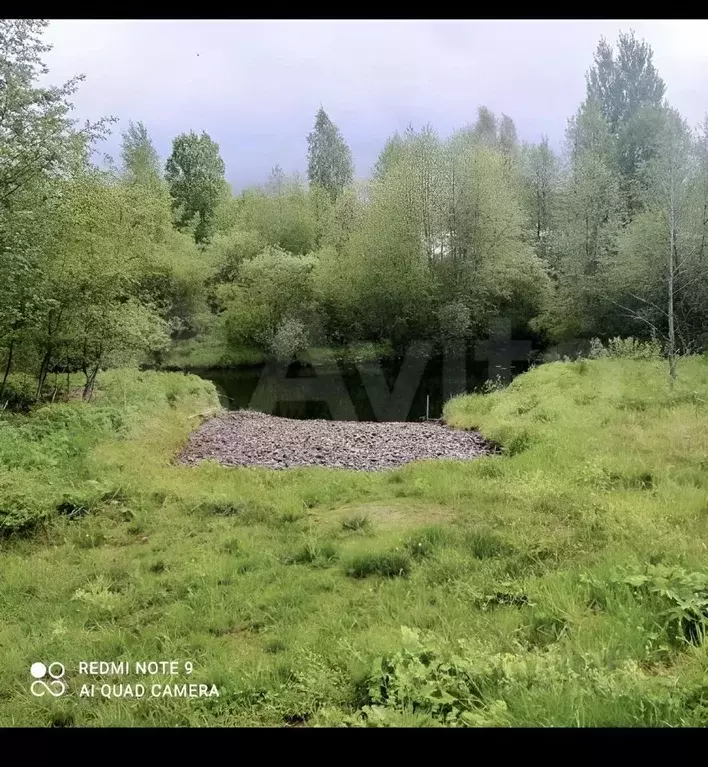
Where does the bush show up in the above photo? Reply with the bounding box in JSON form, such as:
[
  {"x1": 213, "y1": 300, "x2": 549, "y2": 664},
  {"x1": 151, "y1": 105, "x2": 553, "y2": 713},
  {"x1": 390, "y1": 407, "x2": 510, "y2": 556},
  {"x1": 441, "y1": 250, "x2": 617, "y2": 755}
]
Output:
[
  {"x1": 221, "y1": 246, "x2": 317, "y2": 355},
  {"x1": 206, "y1": 229, "x2": 265, "y2": 282},
  {"x1": 0, "y1": 500, "x2": 50, "y2": 538},
  {"x1": 612, "y1": 565, "x2": 708, "y2": 646},
  {"x1": 350, "y1": 627, "x2": 513, "y2": 727},
  {"x1": 589, "y1": 337, "x2": 662, "y2": 361},
  {"x1": 588, "y1": 338, "x2": 608, "y2": 359},
  {"x1": 270, "y1": 317, "x2": 309, "y2": 363},
  {"x1": 0, "y1": 372, "x2": 38, "y2": 410}
]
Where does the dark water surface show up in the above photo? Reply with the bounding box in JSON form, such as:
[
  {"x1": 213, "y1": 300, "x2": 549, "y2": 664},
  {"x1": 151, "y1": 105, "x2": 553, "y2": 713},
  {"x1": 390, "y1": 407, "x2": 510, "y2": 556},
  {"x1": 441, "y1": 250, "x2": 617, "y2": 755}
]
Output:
[{"x1": 194, "y1": 353, "x2": 529, "y2": 422}]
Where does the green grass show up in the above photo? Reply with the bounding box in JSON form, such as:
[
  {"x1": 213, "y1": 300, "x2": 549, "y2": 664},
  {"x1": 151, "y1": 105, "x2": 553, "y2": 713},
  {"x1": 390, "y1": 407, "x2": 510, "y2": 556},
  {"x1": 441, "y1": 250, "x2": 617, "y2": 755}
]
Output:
[{"x1": 3, "y1": 357, "x2": 708, "y2": 726}]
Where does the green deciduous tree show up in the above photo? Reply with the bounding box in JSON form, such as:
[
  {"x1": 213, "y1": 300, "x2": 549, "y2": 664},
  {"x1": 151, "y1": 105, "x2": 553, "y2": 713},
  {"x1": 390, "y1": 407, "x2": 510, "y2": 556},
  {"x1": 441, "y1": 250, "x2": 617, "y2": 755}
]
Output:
[
  {"x1": 121, "y1": 120, "x2": 162, "y2": 186},
  {"x1": 498, "y1": 114, "x2": 518, "y2": 157},
  {"x1": 222, "y1": 246, "x2": 317, "y2": 355},
  {"x1": 610, "y1": 109, "x2": 695, "y2": 379},
  {"x1": 0, "y1": 19, "x2": 112, "y2": 400},
  {"x1": 165, "y1": 130, "x2": 226, "y2": 244},
  {"x1": 238, "y1": 174, "x2": 317, "y2": 255},
  {"x1": 0, "y1": 20, "x2": 111, "y2": 211},
  {"x1": 580, "y1": 30, "x2": 667, "y2": 214},
  {"x1": 373, "y1": 131, "x2": 404, "y2": 180},
  {"x1": 586, "y1": 30, "x2": 665, "y2": 136},
  {"x1": 472, "y1": 106, "x2": 498, "y2": 147},
  {"x1": 31, "y1": 172, "x2": 173, "y2": 397},
  {"x1": 520, "y1": 136, "x2": 559, "y2": 265}
]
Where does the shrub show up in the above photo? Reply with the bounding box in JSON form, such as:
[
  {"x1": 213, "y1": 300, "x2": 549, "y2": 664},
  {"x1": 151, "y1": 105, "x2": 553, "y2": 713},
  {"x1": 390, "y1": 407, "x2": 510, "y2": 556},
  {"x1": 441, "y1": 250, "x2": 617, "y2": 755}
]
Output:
[
  {"x1": 350, "y1": 627, "x2": 512, "y2": 727},
  {"x1": 589, "y1": 336, "x2": 662, "y2": 361},
  {"x1": 0, "y1": 372, "x2": 38, "y2": 410},
  {"x1": 270, "y1": 317, "x2": 309, "y2": 363},
  {"x1": 588, "y1": 337, "x2": 609, "y2": 359},
  {"x1": 0, "y1": 502, "x2": 50, "y2": 538},
  {"x1": 613, "y1": 565, "x2": 708, "y2": 646},
  {"x1": 207, "y1": 229, "x2": 265, "y2": 282}
]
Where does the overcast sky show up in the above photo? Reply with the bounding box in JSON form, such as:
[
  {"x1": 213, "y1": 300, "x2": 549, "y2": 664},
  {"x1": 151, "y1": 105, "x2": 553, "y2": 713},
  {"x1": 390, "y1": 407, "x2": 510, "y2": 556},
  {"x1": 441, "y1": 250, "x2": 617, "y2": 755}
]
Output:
[{"x1": 42, "y1": 19, "x2": 708, "y2": 191}]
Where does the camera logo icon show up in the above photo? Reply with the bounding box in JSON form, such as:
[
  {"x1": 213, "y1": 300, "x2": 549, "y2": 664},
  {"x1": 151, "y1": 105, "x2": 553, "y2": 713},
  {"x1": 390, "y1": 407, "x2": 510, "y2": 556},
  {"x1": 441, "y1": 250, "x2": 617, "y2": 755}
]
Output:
[{"x1": 30, "y1": 662, "x2": 67, "y2": 697}]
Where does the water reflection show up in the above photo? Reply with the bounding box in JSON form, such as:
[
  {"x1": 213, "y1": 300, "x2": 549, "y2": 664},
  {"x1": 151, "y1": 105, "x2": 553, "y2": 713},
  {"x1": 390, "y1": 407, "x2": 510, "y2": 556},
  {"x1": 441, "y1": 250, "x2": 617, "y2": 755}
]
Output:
[{"x1": 195, "y1": 354, "x2": 528, "y2": 422}]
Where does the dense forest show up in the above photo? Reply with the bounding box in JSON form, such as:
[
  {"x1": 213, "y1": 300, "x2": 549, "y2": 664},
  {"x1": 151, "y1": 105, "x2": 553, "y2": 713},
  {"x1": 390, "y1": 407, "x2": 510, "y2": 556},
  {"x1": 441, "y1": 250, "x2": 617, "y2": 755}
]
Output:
[{"x1": 2, "y1": 20, "x2": 707, "y2": 407}]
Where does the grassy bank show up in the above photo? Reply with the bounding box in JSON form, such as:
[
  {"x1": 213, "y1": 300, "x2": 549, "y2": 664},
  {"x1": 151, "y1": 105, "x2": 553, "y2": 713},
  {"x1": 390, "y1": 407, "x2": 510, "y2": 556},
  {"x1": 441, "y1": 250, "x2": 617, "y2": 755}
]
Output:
[{"x1": 2, "y1": 357, "x2": 708, "y2": 726}]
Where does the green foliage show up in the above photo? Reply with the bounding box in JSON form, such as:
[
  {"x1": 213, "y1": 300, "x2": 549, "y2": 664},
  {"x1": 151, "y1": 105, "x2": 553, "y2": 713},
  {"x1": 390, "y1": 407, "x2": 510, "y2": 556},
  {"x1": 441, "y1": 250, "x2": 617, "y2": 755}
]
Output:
[
  {"x1": 121, "y1": 120, "x2": 161, "y2": 186},
  {"x1": 237, "y1": 180, "x2": 317, "y2": 255},
  {"x1": 519, "y1": 136, "x2": 559, "y2": 263},
  {"x1": 352, "y1": 627, "x2": 513, "y2": 727},
  {"x1": 0, "y1": 20, "x2": 111, "y2": 210},
  {"x1": 437, "y1": 301, "x2": 471, "y2": 342},
  {"x1": 165, "y1": 130, "x2": 227, "y2": 243},
  {"x1": 205, "y1": 229, "x2": 265, "y2": 282},
  {"x1": 589, "y1": 336, "x2": 663, "y2": 360},
  {"x1": 0, "y1": 19, "x2": 214, "y2": 400},
  {"x1": 306, "y1": 107, "x2": 354, "y2": 200},
  {"x1": 0, "y1": 372, "x2": 37, "y2": 409},
  {"x1": 585, "y1": 30, "x2": 666, "y2": 183},
  {"x1": 372, "y1": 132, "x2": 404, "y2": 180},
  {"x1": 611, "y1": 565, "x2": 708, "y2": 645},
  {"x1": 222, "y1": 246, "x2": 316, "y2": 354},
  {"x1": 271, "y1": 317, "x2": 309, "y2": 363},
  {"x1": 473, "y1": 106, "x2": 498, "y2": 147}
]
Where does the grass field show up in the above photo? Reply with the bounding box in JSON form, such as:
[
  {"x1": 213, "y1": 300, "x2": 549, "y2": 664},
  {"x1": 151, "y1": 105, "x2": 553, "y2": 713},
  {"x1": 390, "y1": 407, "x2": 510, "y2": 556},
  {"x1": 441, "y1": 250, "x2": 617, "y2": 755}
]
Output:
[{"x1": 2, "y1": 357, "x2": 708, "y2": 726}]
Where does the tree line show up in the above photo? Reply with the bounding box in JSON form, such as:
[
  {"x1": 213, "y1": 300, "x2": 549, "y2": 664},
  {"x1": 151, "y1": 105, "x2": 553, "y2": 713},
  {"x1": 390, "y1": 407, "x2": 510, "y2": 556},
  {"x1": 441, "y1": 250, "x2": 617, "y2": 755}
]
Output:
[{"x1": 1, "y1": 21, "x2": 706, "y2": 406}]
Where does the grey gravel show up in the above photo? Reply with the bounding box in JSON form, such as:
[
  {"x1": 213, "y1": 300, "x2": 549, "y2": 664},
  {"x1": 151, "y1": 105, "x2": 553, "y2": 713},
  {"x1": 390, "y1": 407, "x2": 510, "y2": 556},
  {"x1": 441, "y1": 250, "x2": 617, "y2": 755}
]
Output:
[{"x1": 177, "y1": 410, "x2": 493, "y2": 471}]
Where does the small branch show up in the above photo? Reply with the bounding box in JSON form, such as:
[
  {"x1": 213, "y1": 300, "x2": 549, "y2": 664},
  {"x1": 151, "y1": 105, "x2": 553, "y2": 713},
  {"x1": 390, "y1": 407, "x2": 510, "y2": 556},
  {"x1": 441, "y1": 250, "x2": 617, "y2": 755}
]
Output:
[{"x1": 605, "y1": 297, "x2": 669, "y2": 342}]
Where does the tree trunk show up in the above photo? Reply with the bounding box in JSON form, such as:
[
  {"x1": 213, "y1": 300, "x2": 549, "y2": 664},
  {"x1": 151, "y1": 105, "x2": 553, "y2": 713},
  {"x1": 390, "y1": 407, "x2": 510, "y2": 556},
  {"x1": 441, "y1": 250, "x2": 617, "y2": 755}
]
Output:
[
  {"x1": 83, "y1": 370, "x2": 96, "y2": 401},
  {"x1": 0, "y1": 337, "x2": 14, "y2": 402},
  {"x1": 36, "y1": 346, "x2": 52, "y2": 399},
  {"x1": 668, "y1": 201, "x2": 677, "y2": 384}
]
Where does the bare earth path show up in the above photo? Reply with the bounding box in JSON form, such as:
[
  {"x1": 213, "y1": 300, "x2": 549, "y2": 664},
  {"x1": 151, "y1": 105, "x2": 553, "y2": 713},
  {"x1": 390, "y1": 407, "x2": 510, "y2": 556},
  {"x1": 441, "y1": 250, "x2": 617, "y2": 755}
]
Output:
[{"x1": 178, "y1": 410, "x2": 493, "y2": 471}]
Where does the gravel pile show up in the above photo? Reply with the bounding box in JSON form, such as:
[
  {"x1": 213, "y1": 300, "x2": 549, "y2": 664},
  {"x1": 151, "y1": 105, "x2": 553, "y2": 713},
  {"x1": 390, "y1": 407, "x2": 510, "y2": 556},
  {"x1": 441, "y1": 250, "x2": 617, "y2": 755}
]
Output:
[{"x1": 177, "y1": 410, "x2": 493, "y2": 471}]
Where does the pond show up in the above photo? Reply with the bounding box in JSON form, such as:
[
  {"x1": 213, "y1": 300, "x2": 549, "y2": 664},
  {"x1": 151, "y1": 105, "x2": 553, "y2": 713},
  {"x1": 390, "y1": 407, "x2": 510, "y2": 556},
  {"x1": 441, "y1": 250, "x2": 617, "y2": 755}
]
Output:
[{"x1": 193, "y1": 351, "x2": 530, "y2": 422}]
